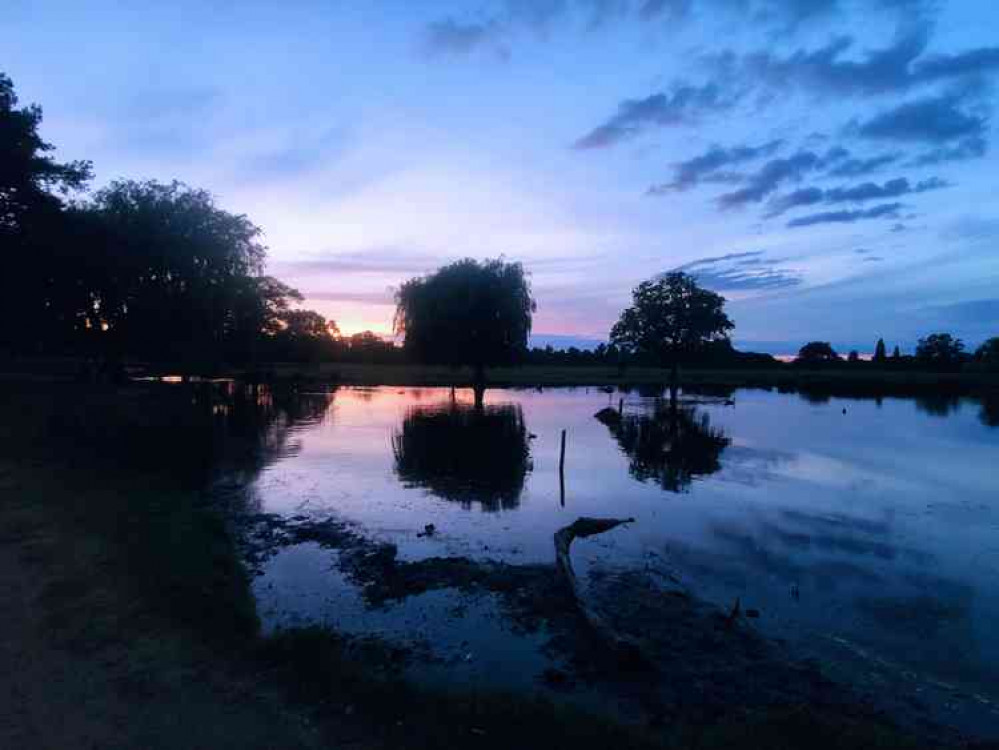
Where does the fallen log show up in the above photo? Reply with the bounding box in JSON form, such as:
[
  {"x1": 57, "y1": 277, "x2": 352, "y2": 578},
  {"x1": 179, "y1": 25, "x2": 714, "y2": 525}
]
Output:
[{"x1": 553, "y1": 517, "x2": 643, "y2": 661}]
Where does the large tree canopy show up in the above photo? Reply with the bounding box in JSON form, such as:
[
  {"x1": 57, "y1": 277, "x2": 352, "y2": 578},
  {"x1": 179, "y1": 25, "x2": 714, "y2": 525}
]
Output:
[
  {"x1": 916, "y1": 332, "x2": 965, "y2": 366},
  {"x1": 1, "y1": 73, "x2": 93, "y2": 352},
  {"x1": 0, "y1": 72, "x2": 91, "y2": 231},
  {"x1": 394, "y1": 258, "x2": 535, "y2": 373},
  {"x1": 796, "y1": 341, "x2": 841, "y2": 364},
  {"x1": 609, "y1": 272, "x2": 733, "y2": 368}
]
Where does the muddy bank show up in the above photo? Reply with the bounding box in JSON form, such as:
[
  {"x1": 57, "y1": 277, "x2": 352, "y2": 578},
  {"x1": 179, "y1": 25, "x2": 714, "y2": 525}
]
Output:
[{"x1": 234, "y1": 509, "x2": 965, "y2": 744}]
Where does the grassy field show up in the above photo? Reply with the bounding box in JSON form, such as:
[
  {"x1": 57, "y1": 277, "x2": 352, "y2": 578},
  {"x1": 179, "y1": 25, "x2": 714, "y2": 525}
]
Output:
[{"x1": 0, "y1": 381, "x2": 958, "y2": 748}]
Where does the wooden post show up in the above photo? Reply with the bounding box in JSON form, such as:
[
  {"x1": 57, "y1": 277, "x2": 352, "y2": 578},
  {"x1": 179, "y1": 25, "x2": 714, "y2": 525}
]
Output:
[
  {"x1": 559, "y1": 429, "x2": 567, "y2": 507},
  {"x1": 618, "y1": 397, "x2": 623, "y2": 416}
]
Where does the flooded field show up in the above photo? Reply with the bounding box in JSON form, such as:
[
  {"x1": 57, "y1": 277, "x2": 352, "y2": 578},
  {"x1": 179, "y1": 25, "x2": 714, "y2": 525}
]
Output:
[{"x1": 207, "y1": 384, "x2": 999, "y2": 735}]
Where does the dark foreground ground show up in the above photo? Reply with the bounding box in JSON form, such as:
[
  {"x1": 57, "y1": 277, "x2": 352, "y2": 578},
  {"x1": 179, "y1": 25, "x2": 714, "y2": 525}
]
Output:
[{"x1": 1, "y1": 380, "x2": 995, "y2": 749}]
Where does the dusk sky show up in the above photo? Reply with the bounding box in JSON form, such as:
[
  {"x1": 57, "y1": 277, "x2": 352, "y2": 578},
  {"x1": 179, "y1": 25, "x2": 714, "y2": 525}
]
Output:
[{"x1": 4, "y1": 0, "x2": 997, "y2": 354}]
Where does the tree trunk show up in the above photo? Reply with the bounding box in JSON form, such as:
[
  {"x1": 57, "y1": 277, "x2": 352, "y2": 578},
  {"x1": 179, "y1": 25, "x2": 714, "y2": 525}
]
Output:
[
  {"x1": 668, "y1": 358, "x2": 679, "y2": 412},
  {"x1": 472, "y1": 363, "x2": 486, "y2": 409}
]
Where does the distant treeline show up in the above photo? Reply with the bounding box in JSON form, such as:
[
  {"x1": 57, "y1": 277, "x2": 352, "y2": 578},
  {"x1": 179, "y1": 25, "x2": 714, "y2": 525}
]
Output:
[{"x1": 523, "y1": 340, "x2": 778, "y2": 369}]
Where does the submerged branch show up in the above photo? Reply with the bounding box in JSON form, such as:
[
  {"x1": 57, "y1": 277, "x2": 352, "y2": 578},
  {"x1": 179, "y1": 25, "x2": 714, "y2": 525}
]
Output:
[{"x1": 554, "y1": 517, "x2": 643, "y2": 661}]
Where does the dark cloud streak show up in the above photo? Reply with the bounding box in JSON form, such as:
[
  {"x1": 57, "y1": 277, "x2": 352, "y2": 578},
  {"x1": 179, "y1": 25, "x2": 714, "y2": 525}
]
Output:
[
  {"x1": 648, "y1": 139, "x2": 783, "y2": 193},
  {"x1": 786, "y1": 201, "x2": 904, "y2": 228},
  {"x1": 574, "y1": 83, "x2": 737, "y2": 149},
  {"x1": 766, "y1": 176, "x2": 948, "y2": 217}
]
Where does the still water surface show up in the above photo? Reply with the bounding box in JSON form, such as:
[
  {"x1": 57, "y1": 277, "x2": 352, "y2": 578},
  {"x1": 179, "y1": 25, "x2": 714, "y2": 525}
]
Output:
[{"x1": 222, "y1": 385, "x2": 999, "y2": 717}]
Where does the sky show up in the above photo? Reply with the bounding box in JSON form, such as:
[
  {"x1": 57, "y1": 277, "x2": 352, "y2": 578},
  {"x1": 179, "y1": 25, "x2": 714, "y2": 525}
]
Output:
[{"x1": 3, "y1": 0, "x2": 998, "y2": 354}]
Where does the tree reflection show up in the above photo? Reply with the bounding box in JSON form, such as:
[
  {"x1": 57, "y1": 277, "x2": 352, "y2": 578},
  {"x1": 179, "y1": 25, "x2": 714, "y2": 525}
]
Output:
[
  {"x1": 206, "y1": 384, "x2": 335, "y2": 487},
  {"x1": 915, "y1": 393, "x2": 962, "y2": 417},
  {"x1": 393, "y1": 402, "x2": 532, "y2": 511},
  {"x1": 980, "y1": 395, "x2": 999, "y2": 428},
  {"x1": 599, "y1": 402, "x2": 729, "y2": 493}
]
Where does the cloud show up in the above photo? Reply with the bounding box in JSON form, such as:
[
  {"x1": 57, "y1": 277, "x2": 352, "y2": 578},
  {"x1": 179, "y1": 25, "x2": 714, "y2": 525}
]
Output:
[
  {"x1": 940, "y1": 215, "x2": 999, "y2": 242},
  {"x1": 786, "y1": 201, "x2": 904, "y2": 228},
  {"x1": 302, "y1": 290, "x2": 396, "y2": 305},
  {"x1": 853, "y1": 91, "x2": 989, "y2": 143},
  {"x1": 826, "y1": 151, "x2": 899, "y2": 177},
  {"x1": 271, "y1": 251, "x2": 442, "y2": 276},
  {"x1": 421, "y1": 19, "x2": 501, "y2": 58},
  {"x1": 766, "y1": 176, "x2": 948, "y2": 217},
  {"x1": 716, "y1": 150, "x2": 827, "y2": 208},
  {"x1": 727, "y1": 25, "x2": 999, "y2": 98},
  {"x1": 673, "y1": 250, "x2": 802, "y2": 291},
  {"x1": 575, "y1": 83, "x2": 737, "y2": 149},
  {"x1": 915, "y1": 299, "x2": 999, "y2": 339},
  {"x1": 648, "y1": 139, "x2": 783, "y2": 193},
  {"x1": 737, "y1": 27, "x2": 931, "y2": 96},
  {"x1": 908, "y1": 135, "x2": 987, "y2": 165},
  {"x1": 422, "y1": 0, "x2": 938, "y2": 60}
]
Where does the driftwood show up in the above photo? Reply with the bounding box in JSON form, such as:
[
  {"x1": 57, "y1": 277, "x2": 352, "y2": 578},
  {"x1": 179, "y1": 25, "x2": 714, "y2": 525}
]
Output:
[{"x1": 553, "y1": 517, "x2": 643, "y2": 660}]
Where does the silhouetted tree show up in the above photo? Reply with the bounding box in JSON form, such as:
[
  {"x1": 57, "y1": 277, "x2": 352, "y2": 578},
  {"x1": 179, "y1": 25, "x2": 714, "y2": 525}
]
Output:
[
  {"x1": 892, "y1": 345, "x2": 901, "y2": 359},
  {"x1": 848, "y1": 350, "x2": 860, "y2": 363},
  {"x1": 82, "y1": 179, "x2": 290, "y2": 368},
  {"x1": 395, "y1": 258, "x2": 535, "y2": 405},
  {"x1": 343, "y1": 331, "x2": 400, "y2": 364},
  {"x1": 915, "y1": 333, "x2": 965, "y2": 368},
  {"x1": 796, "y1": 341, "x2": 841, "y2": 364},
  {"x1": 873, "y1": 338, "x2": 887, "y2": 363},
  {"x1": 610, "y1": 272, "x2": 734, "y2": 402},
  {"x1": 975, "y1": 337, "x2": 999, "y2": 370},
  {"x1": 1, "y1": 72, "x2": 93, "y2": 353},
  {"x1": 393, "y1": 402, "x2": 532, "y2": 510}
]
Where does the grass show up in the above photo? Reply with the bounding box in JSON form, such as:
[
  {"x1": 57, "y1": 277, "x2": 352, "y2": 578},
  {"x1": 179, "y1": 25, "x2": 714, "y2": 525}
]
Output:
[{"x1": 0, "y1": 380, "x2": 958, "y2": 749}]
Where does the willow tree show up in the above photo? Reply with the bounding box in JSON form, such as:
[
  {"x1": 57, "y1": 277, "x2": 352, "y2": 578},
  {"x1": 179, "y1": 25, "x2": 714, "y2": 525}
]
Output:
[
  {"x1": 394, "y1": 258, "x2": 535, "y2": 405},
  {"x1": 610, "y1": 272, "x2": 733, "y2": 402}
]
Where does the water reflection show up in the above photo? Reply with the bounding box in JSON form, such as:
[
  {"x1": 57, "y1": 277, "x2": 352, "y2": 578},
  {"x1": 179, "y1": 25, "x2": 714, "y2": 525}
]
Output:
[
  {"x1": 206, "y1": 384, "x2": 335, "y2": 485},
  {"x1": 980, "y1": 395, "x2": 999, "y2": 428},
  {"x1": 392, "y1": 401, "x2": 533, "y2": 511},
  {"x1": 915, "y1": 393, "x2": 962, "y2": 417},
  {"x1": 599, "y1": 402, "x2": 730, "y2": 493}
]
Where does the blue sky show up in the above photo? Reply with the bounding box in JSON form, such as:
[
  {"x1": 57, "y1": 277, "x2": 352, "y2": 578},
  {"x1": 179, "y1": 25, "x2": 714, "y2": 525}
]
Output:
[{"x1": 3, "y1": 0, "x2": 997, "y2": 354}]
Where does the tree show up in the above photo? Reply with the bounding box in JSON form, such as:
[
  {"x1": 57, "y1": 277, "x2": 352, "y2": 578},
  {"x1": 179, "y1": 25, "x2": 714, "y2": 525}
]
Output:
[
  {"x1": 892, "y1": 345, "x2": 901, "y2": 359},
  {"x1": 84, "y1": 180, "x2": 269, "y2": 365},
  {"x1": 873, "y1": 338, "x2": 887, "y2": 363},
  {"x1": 975, "y1": 337, "x2": 999, "y2": 369},
  {"x1": 610, "y1": 272, "x2": 734, "y2": 398},
  {"x1": 795, "y1": 341, "x2": 840, "y2": 364},
  {"x1": 915, "y1": 333, "x2": 965, "y2": 368},
  {"x1": 1, "y1": 72, "x2": 92, "y2": 353},
  {"x1": 848, "y1": 350, "x2": 860, "y2": 363},
  {"x1": 395, "y1": 258, "x2": 535, "y2": 403}
]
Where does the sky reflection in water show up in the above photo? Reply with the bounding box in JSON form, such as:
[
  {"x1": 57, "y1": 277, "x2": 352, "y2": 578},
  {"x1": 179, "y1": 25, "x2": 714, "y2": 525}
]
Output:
[{"x1": 235, "y1": 386, "x2": 999, "y2": 700}]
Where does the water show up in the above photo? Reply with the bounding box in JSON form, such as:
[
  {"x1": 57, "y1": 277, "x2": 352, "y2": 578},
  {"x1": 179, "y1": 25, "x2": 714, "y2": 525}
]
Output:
[{"x1": 212, "y1": 384, "x2": 999, "y2": 728}]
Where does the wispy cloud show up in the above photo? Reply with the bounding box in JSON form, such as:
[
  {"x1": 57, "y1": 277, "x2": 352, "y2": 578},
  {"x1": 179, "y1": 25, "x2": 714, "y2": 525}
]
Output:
[
  {"x1": 852, "y1": 90, "x2": 989, "y2": 144},
  {"x1": 766, "y1": 176, "x2": 948, "y2": 217},
  {"x1": 648, "y1": 139, "x2": 783, "y2": 193},
  {"x1": 786, "y1": 201, "x2": 904, "y2": 227},
  {"x1": 717, "y1": 150, "x2": 831, "y2": 209},
  {"x1": 673, "y1": 250, "x2": 802, "y2": 291},
  {"x1": 574, "y1": 83, "x2": 739, "y2": 149}
]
